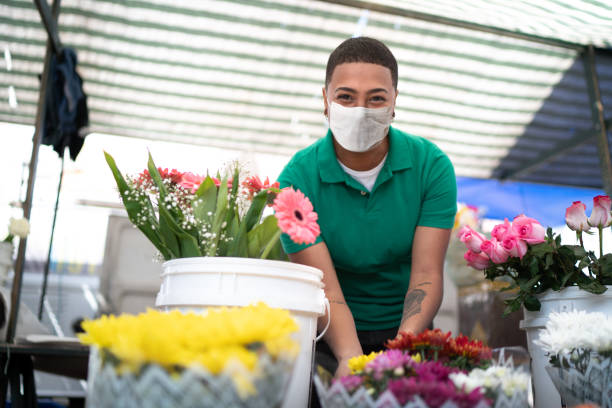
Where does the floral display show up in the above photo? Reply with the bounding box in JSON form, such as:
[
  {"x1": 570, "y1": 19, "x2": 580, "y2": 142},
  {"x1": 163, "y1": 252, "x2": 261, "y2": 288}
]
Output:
[
  {"x1": 536, "y1": 310, "x2": 612, "y2": 407},
  {"x1": 2, "y1": 217, "x2": 30, "y2": 244},
  {"x1": 104, "y1": 152, "x2": 319, "y2": 260},
  {"x1": 458, "y1": 195, "x2": 612, "y2": 314},
  {"x1": 386, "y1": 329, "x2": 492, "y2": 371},
  {"x1": 80, "y1": 303, "x2": 299, "y2": 406},
  {"x1": 314, "y1": 330, "x2": 532, "y2": 408}
]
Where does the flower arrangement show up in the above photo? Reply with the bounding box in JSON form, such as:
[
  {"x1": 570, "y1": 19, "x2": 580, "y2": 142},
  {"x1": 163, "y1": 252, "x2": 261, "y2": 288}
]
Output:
[
  {"x1": 315, "y1": 329, "x2": 529, "y2": 408},
  {"x1": 2, "y1": 217, "x2": 30, "y2": 244},
  {"x1": 104, "y1": 152, "x2": 319, "y2": 260},
  {"x1": 536, "y1": 311, "x2": 612, "y2": 406},
  {"x1": 458, "y1": 195, "x2": 612, "y2": 314},
  {"x1": 79, "y1": 303, "x2": 299, "y2": 407}
]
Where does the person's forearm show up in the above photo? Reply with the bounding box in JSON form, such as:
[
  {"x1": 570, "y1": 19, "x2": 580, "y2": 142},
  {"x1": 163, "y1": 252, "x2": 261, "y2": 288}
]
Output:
[
  {"x1": 397, "y1": 269, "x2": 443, "y2": 335},
  {"x1": 321, "y1": 298, "x2": 363, "y2": 361}
]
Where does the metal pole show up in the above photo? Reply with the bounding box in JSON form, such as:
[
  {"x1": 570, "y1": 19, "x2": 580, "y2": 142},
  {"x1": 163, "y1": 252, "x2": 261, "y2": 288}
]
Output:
[
  {"x1": 582, "y1": 44, "x2": 612, "y2": 196},
  {"x1": 37, "y1": 154, "x2": 65, "y2": 320},
  {"x1": 5, "y1": 0, "x2": 61, "y2": 343}
]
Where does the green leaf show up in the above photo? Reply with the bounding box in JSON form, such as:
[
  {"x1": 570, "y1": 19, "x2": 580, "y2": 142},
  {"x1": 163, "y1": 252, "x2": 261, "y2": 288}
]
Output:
[
  {"x1": 207, "y1": 176, "x2": 229, "y2": 256},
  {"x1": 158, "y1": 211, "x2": 180, "y2": 258},
  {"x1": 243, "y1": 192, "x2": 268, "y2": 232},
  {"x1": 502, "y1": 296, "x2": 522, "y2": 316},
  {"x1": 524, "y1": 295, "x2": 541, "y2": 311},
  {"x1": 193, "y1": 177, "x2": 217, "y2": 222},
  {"x1": 247, "y1": 216, "x2": 278, "y2": 258},
  {"x1": 577, "y1": 279, "x2": 608, "y2": 295},
  {"x1": 104, "y1": 151, "x2": 170, "y2": 259},
  {"x1": 570, "y1": 245, "x2": 588, "y2": 258},
  {"x1": 529, "y1": 242, "x2": 554, "y2": 256},
  {"x1": 519, "y1": 274, "x2": 542, "y2": 291},
  {"x1": 159, "y1": 204, "x2": 201, "y2": 257}
]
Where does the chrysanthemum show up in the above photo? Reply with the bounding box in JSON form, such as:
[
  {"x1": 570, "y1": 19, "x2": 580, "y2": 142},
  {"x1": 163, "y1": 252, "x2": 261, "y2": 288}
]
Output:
[{"x1": 273, "y1": 188, "x2": 320, "y2": 245}]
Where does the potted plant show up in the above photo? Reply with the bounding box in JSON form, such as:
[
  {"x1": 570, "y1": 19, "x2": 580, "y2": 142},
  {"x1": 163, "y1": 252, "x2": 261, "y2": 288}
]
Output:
[
  {"x1": 104, "y1": 152, "x2": 327, "y2": 408},
  {"x1": 537, "y1": 310, "x2": 612, "y2": 407},
  {"x1": 79, "y1": 303, "x2": 300, "y2": 407},
  {"x1": 0, "y1": 217, "x2": 30, "y2": 283},
  {"x1": 314, "y1": 329, "x2": 530, "y2": 408},
  {"x1": 457, "y1": 195, "x2": 612, "y2": 408}
]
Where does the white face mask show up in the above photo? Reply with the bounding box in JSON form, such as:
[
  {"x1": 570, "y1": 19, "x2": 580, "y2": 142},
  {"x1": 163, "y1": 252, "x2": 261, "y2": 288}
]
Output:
[{"x1": 328, "y1": 102, "x2": 393, "y2": 152}]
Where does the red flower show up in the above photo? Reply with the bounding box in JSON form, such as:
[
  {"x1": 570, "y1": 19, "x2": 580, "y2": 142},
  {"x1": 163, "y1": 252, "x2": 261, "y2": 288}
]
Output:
[{"x1": 242, "y1": 176, "x2": 280, "y2": 199}]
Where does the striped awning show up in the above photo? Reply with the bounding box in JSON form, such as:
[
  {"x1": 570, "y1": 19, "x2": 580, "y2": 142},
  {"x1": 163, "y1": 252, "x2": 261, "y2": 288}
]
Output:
[{"x1": 1, "y1": 0, "x2": 611, "y2": 188}]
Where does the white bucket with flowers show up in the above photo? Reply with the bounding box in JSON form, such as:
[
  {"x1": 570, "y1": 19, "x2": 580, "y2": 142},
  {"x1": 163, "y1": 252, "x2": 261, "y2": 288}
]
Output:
[
  {"x1": 104, "y1": 152, "x2": 329, "y2": 408},
  {"x1": 457, "y1": 195, "x2": 612, "y2": 408}
]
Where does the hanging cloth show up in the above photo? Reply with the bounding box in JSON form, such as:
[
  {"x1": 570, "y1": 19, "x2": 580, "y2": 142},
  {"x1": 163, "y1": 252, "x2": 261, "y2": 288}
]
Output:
[{"x1": 42, "y1": 47, "x2": 89, "y2": 160}]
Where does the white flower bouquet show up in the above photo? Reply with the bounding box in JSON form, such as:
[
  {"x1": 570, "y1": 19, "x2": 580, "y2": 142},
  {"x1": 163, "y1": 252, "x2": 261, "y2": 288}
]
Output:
[{"x1": 536, "y1": 310, "x2": 612, "y2": 407}]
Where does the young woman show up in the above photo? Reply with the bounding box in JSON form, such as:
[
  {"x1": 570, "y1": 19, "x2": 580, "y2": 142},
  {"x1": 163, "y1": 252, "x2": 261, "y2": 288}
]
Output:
[{"x1": 278, "y1": 37, "x2": 457, "y2": 380}]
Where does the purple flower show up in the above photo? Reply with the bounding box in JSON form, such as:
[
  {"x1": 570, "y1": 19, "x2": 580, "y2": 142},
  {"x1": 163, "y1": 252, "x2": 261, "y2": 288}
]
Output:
[
  {"x1": 388, "y1": 377, "x2": 485, "y2": 407},
  {"x1": 332, "y1": 375, "x2": 363, "y2": 393},
  {"x1": 366, "y1": 349, "x2": 414, "y2": 379}
]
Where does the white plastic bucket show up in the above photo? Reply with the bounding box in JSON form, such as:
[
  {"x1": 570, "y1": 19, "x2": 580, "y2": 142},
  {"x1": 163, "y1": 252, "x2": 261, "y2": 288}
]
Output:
[
  {"x1": 0, "y1": 242, "x2": 13, "y2": 282},
  {"x1": 519, "y1": 286, "x2": 612, "y2": 408},
  {"x1": 155, "y1": 257, "x2": 330, "y2": 408}
]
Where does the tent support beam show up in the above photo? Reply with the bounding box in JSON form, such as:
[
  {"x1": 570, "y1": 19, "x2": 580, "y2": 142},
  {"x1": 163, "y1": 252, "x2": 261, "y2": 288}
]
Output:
[
  {"x1": 5, "y1": 0, "x2": 61, "y2": 343},
  {"x1": 317, "y1": 0, "x2": 583, "y2": 50},
  {"x1": 583, "y1": 45, "x2": 612, "y2": 196},
  {"x1": 500, "y1": 119, "x2": 611, "y2": 181}
]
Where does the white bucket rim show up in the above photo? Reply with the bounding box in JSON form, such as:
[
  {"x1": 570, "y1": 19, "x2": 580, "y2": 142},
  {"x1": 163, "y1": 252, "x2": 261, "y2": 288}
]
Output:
[
  {"x1": 161, "y1": 268, "x2": 324, "y2": 288},
  {"x1": 534, "y1": 285, "x2": 612, "y2": 301},
  {"x1": 162, "y1": 257, "x2": 323, "y2": 278}
]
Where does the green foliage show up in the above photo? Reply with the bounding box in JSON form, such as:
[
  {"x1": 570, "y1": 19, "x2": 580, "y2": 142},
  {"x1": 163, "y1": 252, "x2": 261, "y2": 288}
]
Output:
[
  {"x1": 104, "y1": 152, "x2": 286, "y2": 261},
  {"x1": 484, "y1": 230, "x2": 609, "y2": 316}
]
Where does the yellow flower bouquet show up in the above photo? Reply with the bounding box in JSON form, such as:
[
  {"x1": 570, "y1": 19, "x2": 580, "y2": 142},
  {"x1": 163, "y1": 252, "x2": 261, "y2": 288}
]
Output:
[{"x1": 79, "y1": 303, "x2": 299, "y2": 408}]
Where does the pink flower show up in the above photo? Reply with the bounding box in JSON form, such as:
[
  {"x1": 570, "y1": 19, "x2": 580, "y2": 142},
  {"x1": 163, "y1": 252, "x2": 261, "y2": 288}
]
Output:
[
  {"x1": 511, "y1": 215, "x2": 546, "y2": 244},
  {"x1": 588, "y1": 195, "x2": 612, "y2": 228},
  {"x1": 463, "y1": 250, "x2": 491, "y2": 270},
  {"x1": 565, "y1": 201, "x2": 591, "y2": 232},
  {"x1": 502, "y1": 235, "x2": 528, "y2": 259},
  {"x1": 273, "y1": 188, "x2": 320, "y2": 245},
  {"x1": 179, "y1": 172, "x2": 205, "y2": 193},
  {"x1": 491, "y1": 218, "x2": 512, "y2": 241},
  {"x1": 480, "y1": 239, "x2": 509, "y2": 264},
  {"x1": 333, "y1": 375, "x2": 363, "y2": 393},
  {"x1": 457, "y1": 226, "x2": 487, "y2": 253},
  {"x1": 242, "y1": 176, "x2": 280, "y2": 199},
  {"x1": 211, "y1": 177, "x2": 233, "y2": 189}
]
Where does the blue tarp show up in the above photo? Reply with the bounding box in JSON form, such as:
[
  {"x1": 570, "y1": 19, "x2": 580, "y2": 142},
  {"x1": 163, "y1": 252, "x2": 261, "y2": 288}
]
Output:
[{"x1": 456, "y1": 177, "x2": 605, "y2": 227}]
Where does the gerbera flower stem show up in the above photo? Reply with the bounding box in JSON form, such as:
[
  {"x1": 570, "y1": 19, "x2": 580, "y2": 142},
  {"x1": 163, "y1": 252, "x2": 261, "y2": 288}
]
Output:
[{"x1": 260, "y1": 230, "x2": 282, "y2": 259}]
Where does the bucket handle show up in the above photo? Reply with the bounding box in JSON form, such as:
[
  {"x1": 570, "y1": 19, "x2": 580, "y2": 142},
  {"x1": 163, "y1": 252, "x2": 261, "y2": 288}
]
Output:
[{"x1": 315, "y1": 298, "x2": 331, "y2": 342}]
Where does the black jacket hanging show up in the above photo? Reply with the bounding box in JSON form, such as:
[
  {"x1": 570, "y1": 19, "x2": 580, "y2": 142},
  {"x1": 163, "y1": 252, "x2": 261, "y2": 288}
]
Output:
[{"x1": 42, "y1": 47, "x2": 89, "y2": 160}]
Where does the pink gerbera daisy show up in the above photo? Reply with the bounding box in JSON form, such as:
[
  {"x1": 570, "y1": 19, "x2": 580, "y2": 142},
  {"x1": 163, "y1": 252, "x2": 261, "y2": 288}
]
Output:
[{"x1": 273, "y1": 188, "x2": 320, "y2": 245}]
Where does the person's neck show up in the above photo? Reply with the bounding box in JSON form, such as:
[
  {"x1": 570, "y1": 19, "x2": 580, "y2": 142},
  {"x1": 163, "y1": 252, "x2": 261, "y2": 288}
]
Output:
[{"x1": 334, "y1": 136, "x2": 389, "y2": 171}]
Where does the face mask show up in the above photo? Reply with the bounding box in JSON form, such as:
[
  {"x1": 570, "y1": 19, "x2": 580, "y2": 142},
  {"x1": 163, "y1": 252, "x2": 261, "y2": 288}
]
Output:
[{"x1": 328, "y1": 102, "x2": 393, "y2": 152}]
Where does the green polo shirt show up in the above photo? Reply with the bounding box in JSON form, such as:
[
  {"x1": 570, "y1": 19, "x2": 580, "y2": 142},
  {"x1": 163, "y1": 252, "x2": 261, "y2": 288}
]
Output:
[{"x1": 278, "y1": 126, "x2": 457, "y2": 330}]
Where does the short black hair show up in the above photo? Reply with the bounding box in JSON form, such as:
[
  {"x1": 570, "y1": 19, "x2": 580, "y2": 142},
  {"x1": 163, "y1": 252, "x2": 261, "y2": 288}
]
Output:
[{"x1": 325, "y1": 37, "x2": 398, "y2": 89}]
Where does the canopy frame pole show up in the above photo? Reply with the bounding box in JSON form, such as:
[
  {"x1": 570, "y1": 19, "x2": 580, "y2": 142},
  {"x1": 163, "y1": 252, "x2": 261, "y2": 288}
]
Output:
[
  {"x1": 5, "y1": 0, "x2": 61, "y2": 343},
  {"x1": 583, "y1": 44, "x2": 612, "y2": 196},
  {"x1": 317, "y1": 0, "x2": 583, "y2": 50}
]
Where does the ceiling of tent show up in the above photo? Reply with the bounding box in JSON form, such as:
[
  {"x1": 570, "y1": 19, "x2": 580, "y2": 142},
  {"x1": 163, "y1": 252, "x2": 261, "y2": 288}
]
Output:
[{"x1": 1, "y1": 0, "x2": 611, "y2": 188}]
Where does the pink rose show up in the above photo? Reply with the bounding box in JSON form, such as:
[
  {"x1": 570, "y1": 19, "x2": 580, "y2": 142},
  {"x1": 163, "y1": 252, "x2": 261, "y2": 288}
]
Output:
[
  {"x1": 502, "y1": 235, "x2": 528, "y2": 259},
  {"x1": 491, "y1": 218, "x2": 512, "y2": 241},
  {"x1": 464, "y1": 250, "x2": 491, "y2": 270},
  {"x1": 511, "y1": 215, "x2": 546, "y2": 244},
  {"x1": 565, "y1": 201, "x2": 590, "y2": 232},
  {"x1": 481, "y1": 239, "x2": 510, "y2": 264},
  {"x1": 588, "y1": 195, "x2": 612, "y2": 228},
  {"x1": 179, "y1": 172, "x2": 205, "y2": 193},
  {"x1": 458, "y1": 225, "x2": 487, "y2": 253}
]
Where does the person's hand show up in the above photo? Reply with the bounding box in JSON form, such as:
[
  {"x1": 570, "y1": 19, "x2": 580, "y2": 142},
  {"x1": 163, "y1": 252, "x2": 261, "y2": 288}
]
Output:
[{"x1": 334, "y1": 356, "x2": 352, "y2": 378}]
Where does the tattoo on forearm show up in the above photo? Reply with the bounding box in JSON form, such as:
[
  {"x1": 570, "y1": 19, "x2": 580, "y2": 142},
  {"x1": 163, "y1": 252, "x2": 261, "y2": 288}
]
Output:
[
  {"x1": 416, "y1": 281, "x2": 432, "y2": 288},
  {"x1": 400, "y1": 289, "x2": 427, "y2": 323}
]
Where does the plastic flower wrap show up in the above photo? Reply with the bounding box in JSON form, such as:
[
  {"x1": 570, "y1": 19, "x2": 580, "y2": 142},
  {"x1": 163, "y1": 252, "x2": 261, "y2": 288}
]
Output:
[
  {"x1": 104, "y1": 152, "x2": 319, "y2": 260},
  {"x1": 536, "y1": 311, "x2": 612, "y2": 407},
  {"x1": 79, "y1": 303, "x2": 299, "y2": 408}
]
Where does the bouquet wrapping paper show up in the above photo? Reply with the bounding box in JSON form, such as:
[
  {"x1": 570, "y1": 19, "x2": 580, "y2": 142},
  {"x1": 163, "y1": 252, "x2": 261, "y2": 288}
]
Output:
[{"x1": 86, "y1": 347, "x2": 294, "y2": 408}]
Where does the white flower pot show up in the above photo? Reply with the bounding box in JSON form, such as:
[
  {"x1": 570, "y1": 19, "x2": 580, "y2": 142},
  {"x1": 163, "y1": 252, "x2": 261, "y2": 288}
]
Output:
[
  {"x1": 0, "y1": 241, "x2": 14, "y2": 283},
  {"x1": 519, "y1": 286, "x2": 612, "y2": 408},
  {"x1": 155, "y1": 257, "x2": 330, "y2": 408}
]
